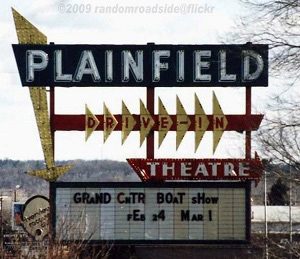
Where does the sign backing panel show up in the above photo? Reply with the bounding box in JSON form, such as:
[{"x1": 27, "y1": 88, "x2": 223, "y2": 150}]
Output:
[
  {"x1": 13, "y1": 44, "x2": 268, "y2": 87},
  {"x1": 51, "y1": 182, "x2": 250, "y2": 244}
]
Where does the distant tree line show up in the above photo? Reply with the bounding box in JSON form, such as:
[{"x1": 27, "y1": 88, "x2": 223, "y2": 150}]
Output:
[{"x1": 0, "y1": 159, "x2": 138, "y2": 198}]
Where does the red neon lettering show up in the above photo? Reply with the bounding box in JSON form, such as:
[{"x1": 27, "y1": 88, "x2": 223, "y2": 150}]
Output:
[
  {"x1": 141, "y1": 116, "x2": 151, "y2": 128},
  {"x1": 106, "y1": 117, "x2": 114, "y2": 129},
  {"x1": 124, "y1": 116, "x2": 129, "y2": 129},
  {"x1": 160, "y1": 117, "x2": 169, "y2": 129},
  {"x1": 88, "y1": 117, "x2": 95, "y2": 128},
  {"x1": 198, "y1": 116, "x2": 202, "y2": 128},
  {"x1": 215, "y1": 117, "x2": 224, "y2": 129}
]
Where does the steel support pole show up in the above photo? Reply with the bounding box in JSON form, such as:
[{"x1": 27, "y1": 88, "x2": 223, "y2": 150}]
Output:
[
  {"x1": 146, "y1": 87, "x2": 155, "y2": 159},
  {"x1": 0, "y1": 196, "x2": 3, "y2": 259},
  {"x1": 245, "y1": 87, "x2": 251, "y2": 159},
  {"x1": 289, "y1": 163, "x2": 293, "y2": 244},
  {"x1": 49, "y1": 84, "x2": 55, "y2": 258},
  {"x1": 264, "y1": 170, "x2": 268, "y2": 259}
]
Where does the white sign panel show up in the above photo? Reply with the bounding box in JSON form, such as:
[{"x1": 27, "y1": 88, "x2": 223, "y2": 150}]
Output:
[
  {"x1": 23, "y1": 196, "x2": 50, "y2": 241},
  {"x1": 52, "y1": 182, "x2": 250, "y2": 243}
]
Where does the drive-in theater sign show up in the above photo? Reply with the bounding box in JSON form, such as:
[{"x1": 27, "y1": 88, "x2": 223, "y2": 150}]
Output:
[{"x1": 12, "y1": 9, "x2": 268, "y2": 244}]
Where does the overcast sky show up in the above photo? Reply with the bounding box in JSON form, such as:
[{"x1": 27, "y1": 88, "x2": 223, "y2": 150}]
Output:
[{"x1": 0, "y1": 0, "x2": 278, "y2": 161}]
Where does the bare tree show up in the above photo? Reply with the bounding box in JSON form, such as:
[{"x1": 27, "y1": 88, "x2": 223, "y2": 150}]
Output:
[
  {"x1": 226, "y1": 1, "x2": 300, "y2": 257},
  {"x1": 228, "y1": 0, "x2": 300, "y2": 174},
  {"x1": 258, "y1": 94, "x2": 300, "y2": 172},
  {"x1": 228, "y1": 0, "x2": 300, "y2": 84}
]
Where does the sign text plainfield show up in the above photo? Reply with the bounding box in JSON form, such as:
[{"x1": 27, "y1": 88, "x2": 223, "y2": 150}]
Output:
[
  {"x1": 51, "y1": 182, "x2": 250, "y2": 243},
  {"x1": 13, "y1": 44, "x2": 268, "y2": 87}
]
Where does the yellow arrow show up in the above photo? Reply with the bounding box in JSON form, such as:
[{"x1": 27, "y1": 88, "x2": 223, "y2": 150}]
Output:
[
  {"x1": 122, "y1": 101, "x2": 136, "y2": 144},
  {"x1": 140, "y1": 99, "x2": 155, "y2": 147},
  {"x1": 12, "y1": 8, "x2": 72, "y2": 181},
  {"x1": 158, "y1": 98, "x2": 173, "y2": 148},
  {"x1": 85, "y1": 104, "x2": 100, "y2": 142},
  {"x1": 27, "y1": 165, "x2": 73, "y2": 182},
  {"x1": 176, "y1": 96, "x2": 191, "y2": 150},
  {"x1": 195, "y1": 93, "x2": 209, "y2": 152},
  {"x1": 103, "y1": 103, "x2": 118, "y2": 143},
  {"x1": 12, "y1": 8, "x2": 47, "y2": 44},
  {"x1": 213, "y1": 91, "x2": 228, "y2": 153}
]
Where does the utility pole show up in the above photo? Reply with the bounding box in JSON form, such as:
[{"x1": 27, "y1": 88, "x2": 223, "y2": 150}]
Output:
[
  {"x1": 13, "y1": 185, "x2": 21, "y2": 202},
  {"x1": 0, "y1": 195, "x2": 3, "y2": 259},
  {"x1": 289, "y1": 163, "x2": 292, "y2": 243},
  {"x1": 264, "y1": 170, "x2": 268, "y2": 259}
]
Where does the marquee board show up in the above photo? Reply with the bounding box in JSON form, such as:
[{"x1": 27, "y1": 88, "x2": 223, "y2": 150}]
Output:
[{"x1": 51, "y1": 181, "x2": 250, "y2": 244}]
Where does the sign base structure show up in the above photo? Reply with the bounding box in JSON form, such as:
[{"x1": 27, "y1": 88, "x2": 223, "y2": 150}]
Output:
[{"x1": 51, "y1": 182, "x2": 250, "y2": 244}]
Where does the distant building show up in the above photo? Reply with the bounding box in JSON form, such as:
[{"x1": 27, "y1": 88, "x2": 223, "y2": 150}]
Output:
[{"x1": 252, "y1": 205, "x2": 300, "y2": 234}]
